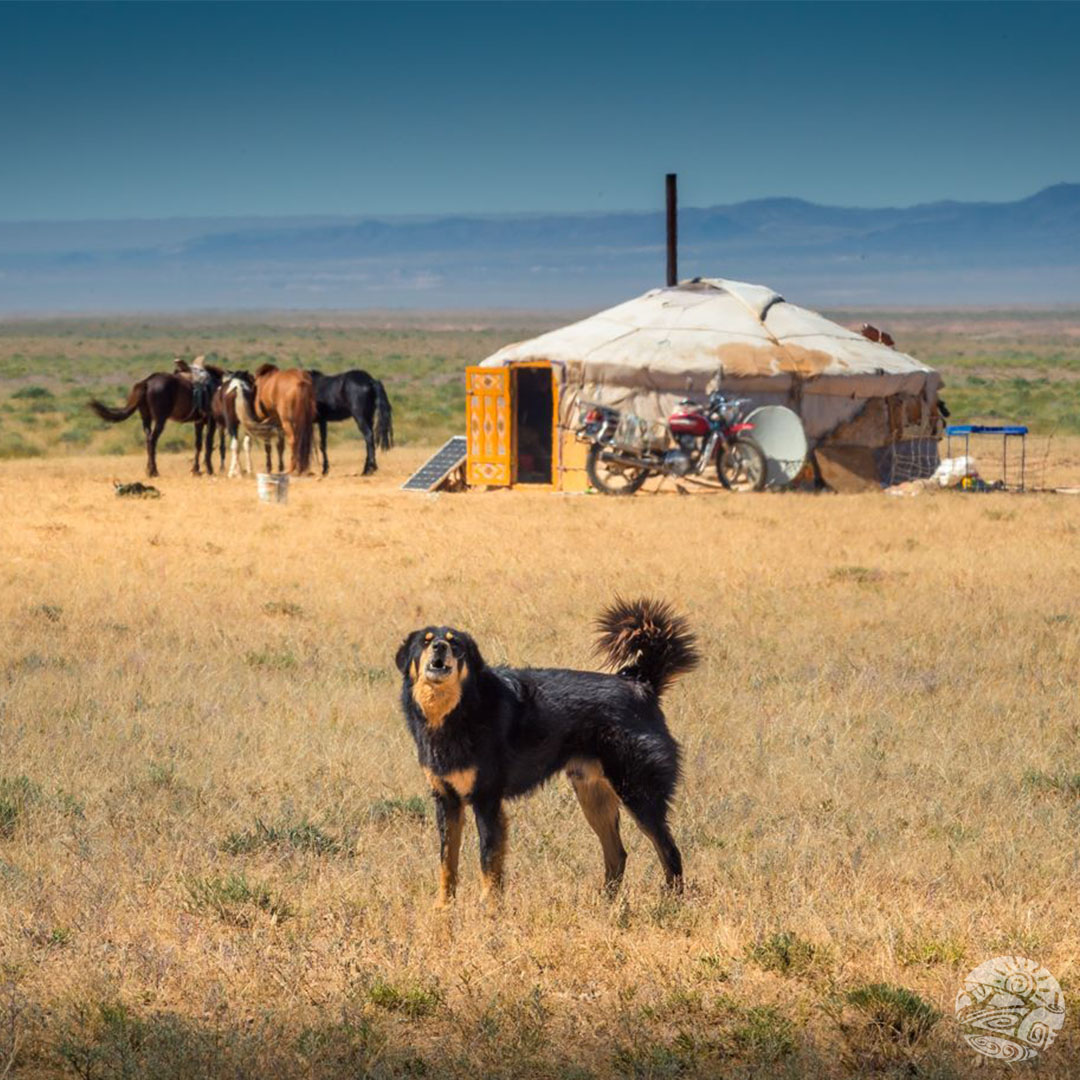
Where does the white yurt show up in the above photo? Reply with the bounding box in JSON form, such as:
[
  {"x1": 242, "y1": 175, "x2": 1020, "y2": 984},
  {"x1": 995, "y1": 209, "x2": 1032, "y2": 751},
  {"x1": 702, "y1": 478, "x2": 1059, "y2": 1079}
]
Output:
[{"x1": 466, "y1": 277, "x2": 943, "y2": 491}]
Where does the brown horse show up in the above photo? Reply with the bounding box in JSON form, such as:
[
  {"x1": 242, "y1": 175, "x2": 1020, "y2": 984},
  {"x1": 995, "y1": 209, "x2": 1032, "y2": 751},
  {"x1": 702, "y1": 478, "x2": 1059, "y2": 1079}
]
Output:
[
  {"x1": 89, "y1": 365, "x2": 224, "y2": 478},
  {"x1": 253, "y1": 364, "x2": 316, "y2": 475}
]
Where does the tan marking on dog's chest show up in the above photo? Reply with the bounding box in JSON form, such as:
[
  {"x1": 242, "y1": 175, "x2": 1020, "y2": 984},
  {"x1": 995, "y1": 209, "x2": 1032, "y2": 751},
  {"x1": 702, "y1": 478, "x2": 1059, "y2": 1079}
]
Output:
[{"x1": 411, "y1": 677, "x2": 462, "y2": 729}]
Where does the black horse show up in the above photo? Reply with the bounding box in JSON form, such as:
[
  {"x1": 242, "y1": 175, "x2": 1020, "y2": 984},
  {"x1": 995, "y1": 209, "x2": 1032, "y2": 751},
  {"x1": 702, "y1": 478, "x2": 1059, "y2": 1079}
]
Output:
[{"x1": 309, "y1": 369, "x2": 394, "y2": 475}]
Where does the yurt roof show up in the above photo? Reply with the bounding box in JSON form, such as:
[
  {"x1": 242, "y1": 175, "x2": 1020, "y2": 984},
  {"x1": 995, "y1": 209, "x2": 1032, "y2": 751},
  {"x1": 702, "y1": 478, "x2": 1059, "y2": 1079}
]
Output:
[{"x1": 481, "y1": 278, "x2": 937, "y2": 396}]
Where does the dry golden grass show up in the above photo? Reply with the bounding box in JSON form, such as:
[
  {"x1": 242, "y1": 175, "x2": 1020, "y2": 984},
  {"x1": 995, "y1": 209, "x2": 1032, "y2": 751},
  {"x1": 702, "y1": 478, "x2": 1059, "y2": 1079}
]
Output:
[{"x1": 3, "y1": 441, "x2": 1080, "y2": 1077}]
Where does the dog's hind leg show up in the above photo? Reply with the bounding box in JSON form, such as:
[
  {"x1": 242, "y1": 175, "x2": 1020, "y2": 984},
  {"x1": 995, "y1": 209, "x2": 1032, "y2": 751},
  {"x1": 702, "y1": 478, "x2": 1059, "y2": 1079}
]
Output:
[
  {"x1": 432, "y1": 789, "x2": 464, "y2": 909},
  {"x1": 474, "y1": 798, "x2": 508, "y2": 904},
  {"x1": 633, "y1": 807, "x2": 683, "y2": 891},
  {"x1": 611, "y1": 785, "x2": 683, "y2": 892},
  {"x1": 567, "y1": 761, "x2": 627, "y2": 892},
  {"x1": 643, "y1": 818, "x2": 683, "y2": 892}
]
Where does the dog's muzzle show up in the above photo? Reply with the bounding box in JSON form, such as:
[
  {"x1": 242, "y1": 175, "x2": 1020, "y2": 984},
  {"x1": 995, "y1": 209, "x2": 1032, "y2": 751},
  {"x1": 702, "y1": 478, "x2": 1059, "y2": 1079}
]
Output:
[{"x1": 424, "y1": 642, "x2": 454, "y2": 682}]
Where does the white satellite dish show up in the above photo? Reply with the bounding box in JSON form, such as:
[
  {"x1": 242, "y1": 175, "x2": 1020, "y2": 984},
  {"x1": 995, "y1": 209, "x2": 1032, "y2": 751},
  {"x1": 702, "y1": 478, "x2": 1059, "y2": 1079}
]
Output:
[{"x1": 744, "y1": 406, "x2": 808, "y2": 488}]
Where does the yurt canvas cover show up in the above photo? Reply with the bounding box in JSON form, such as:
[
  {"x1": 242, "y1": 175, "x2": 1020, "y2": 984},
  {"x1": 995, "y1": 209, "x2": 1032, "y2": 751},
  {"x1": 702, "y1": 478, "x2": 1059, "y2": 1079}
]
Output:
[{"x1": 475, "y1": 278, "x2": 943, "y2": 491}]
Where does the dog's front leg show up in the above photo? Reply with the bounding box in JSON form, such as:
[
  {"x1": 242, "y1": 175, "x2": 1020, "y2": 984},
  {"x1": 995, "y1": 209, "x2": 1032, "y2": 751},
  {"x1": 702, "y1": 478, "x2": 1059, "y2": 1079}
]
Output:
[
  {"x1": 474, "y1": 797, "x2": 508, "y2": 904},
  {"x1": 433, "y1": 790, "x2": 464, "y2": 909}
]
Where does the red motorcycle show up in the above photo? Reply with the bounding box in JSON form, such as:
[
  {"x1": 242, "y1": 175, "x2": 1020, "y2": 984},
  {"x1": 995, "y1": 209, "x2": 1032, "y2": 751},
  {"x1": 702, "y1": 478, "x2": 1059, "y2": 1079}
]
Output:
[{"x1": 579, "y1": 391, "x2": 767, "y2": 495}]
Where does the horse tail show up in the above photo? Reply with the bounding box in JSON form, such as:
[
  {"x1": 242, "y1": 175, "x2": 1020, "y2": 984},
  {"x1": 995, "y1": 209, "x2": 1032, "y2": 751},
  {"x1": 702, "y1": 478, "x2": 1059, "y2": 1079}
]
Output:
[
  {"x1": 374, "y1": 378, "x2": 394, "y2": 451},
  {"x1": 89, "y1": 381, "x2": 144, "y2": 423},
  {"x1": 292, "y1": 375, "x2": 316, "y2": 474}
]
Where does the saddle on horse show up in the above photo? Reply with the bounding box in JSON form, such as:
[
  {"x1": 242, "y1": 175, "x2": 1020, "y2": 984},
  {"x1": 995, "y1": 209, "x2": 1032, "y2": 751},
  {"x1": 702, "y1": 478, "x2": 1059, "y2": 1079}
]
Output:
[{"x1": 174, "y1": 356, "x2": 213, "y2": 417}]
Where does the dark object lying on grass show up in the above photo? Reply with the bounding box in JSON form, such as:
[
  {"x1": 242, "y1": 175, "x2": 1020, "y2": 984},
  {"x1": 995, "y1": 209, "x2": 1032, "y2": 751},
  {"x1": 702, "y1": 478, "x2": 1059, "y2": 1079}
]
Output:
[{"x1": 114, "y1": 481, "x2": 162, "y2": 498}]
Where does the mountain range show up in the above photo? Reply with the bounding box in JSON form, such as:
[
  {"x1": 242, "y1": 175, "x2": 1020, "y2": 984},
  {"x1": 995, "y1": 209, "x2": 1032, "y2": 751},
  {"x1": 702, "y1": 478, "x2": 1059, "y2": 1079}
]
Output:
[{"x1": 1, "y1": 184, "x2": 1078, "y2": 313}]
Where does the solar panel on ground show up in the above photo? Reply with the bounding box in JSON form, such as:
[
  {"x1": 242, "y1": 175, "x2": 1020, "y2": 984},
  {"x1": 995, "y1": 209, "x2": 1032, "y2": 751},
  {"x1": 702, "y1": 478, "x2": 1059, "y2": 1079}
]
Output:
[{"x1": 401, "y1": 436, "x2": 468, "y2": 492}]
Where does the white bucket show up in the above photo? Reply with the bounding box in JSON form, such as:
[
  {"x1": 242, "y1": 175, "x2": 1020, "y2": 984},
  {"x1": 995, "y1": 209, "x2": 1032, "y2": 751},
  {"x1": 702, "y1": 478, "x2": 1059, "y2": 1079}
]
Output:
[{"x1": 256, "y1": 473, "x2": 289, "y2": 504}]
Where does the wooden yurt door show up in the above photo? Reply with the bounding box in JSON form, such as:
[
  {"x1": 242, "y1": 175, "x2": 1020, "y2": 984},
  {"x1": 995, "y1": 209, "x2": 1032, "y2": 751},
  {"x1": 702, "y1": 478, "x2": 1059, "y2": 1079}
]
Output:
[{"x1": 466, "y1": 367, "x2": 511, "y2": 485}]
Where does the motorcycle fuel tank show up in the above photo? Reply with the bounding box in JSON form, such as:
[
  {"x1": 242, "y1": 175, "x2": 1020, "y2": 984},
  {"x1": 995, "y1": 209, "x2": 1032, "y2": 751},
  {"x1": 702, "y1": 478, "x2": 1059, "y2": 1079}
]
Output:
[{"x1": 668, "y1": 410, "x2": 710, "y2": 437}]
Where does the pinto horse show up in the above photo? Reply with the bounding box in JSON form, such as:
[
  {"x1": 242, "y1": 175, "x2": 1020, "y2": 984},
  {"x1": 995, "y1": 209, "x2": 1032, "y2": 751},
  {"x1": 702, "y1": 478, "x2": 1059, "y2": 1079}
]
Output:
[
  {"x1": 217, "y1": 371, "x2": 286, "y2": 476},
  {"x1": 210, "y1": 377, "x2": 239, "y2": 474},
  {"x1": 309, "y1": 369, "x2": 395, "y2": 475},
  {"x1": 253, "y1": 364, "x2": 316, "y2": 475},
  {"x1": 89, "y1": 365, "x2": 224, "y2": 478}
]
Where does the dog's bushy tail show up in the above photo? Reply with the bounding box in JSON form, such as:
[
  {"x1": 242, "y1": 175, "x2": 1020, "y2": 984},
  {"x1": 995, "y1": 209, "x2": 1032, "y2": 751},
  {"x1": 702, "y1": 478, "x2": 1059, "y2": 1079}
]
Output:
[{"x1": 594, "y1": 596, "x2": 699, "y2": 697}]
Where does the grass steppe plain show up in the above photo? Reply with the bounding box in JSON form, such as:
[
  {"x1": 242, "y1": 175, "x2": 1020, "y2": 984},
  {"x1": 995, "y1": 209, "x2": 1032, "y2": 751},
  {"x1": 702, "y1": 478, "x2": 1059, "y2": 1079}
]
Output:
[{"x1": 1, "y1": 312, "x2": 1080, "y2": 1079}]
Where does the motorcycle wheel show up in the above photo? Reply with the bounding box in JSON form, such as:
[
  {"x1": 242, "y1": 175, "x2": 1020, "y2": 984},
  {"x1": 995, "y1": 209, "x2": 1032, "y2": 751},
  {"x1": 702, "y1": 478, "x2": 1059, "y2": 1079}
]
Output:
[
  {"x1": 586, "y1": 444, "x2": 650, "y2": 495},
  {"x1": 717, "y1": 438, "x2": 767, "y2": 492}
]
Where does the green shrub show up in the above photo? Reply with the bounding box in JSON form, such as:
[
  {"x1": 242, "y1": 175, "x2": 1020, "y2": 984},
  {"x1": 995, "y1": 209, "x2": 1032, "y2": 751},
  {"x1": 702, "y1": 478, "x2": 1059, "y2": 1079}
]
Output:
[
  {"x1": 11, "y1": 386, "x2": 56, "y2": 412},
  {"x1": 368, "y1": 795, "x2": 428, "y2": 823},
  {"x1": 223, "y1": 818, "x2": 341, "y2": 856},
  {"x1": 262, "y1": 600, "x2": 303, "y2": 618},
  {"x1": 183, "y1": 872, "x2": 293, "y2": 926},
  {"x1": 896, "y1": 931, "x2": 967, "y2": 967},
  {"x1": 244, "y1": 648, "x2": 299, "y2": 671},
  {"x1": 0, "y1": 775, "x2": 42, "y2": 838},
  {"x1": 731, "y1": 1005, "x2": 796, "y2": 1061},
  {"x1": 59, "y1": 427, "x2": 93, "y2": 446},
  {"x1": 366, "y1": 977, "x2": 442, "y2": 1018},
  {"x1": 1023, "y1": 768, "x2": 1080, "y2": 798},
  {"x1": 0, "y1": 432, "x2": 43, "y2": 459},
  {"x1": 748, "y1": 931, "x2": 824, "y2": 976},
  {"x1": 845, "y1": 983, "x2": 941, "y2": 1046}
]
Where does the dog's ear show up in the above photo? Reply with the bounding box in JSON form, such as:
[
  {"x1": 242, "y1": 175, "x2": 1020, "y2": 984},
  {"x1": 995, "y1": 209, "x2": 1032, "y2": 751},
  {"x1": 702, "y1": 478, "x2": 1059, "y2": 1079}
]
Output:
[{"x1": 395, "y1": 631, "x2": 422, "y2": 675}]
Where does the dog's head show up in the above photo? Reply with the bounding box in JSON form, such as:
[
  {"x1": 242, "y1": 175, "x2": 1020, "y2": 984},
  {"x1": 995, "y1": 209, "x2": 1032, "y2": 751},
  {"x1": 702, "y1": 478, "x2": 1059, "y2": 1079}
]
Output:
[{"x1": 395, "y1": 626, "x2": 483, "y2": 728}]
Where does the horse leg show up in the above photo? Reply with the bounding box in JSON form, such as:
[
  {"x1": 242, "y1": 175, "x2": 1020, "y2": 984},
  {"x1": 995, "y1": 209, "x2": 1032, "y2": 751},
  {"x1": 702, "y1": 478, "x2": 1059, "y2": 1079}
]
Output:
[
  {"x1": 192, "y1": 422, "x2": 204, "y2": 475},
  {"x1": 281, "y1": 420, "x2": 298, "y2": 474},
  {"x1": 243, "y1": 433, "x2": 252, "y2": 475},
  {"x1": 147, "y1": 415, "x2": 167, "y2": 478},
  {"x1": 133, "y1": 400, "x2": 151, "y2": 475},
  {"x1": 276, "y1": 433, "x2": 286, "y2": 473},
  {"x1": 357, "y1": 416, "x2": 377, "y2": 475},
  {"x1": 205, "y1": 418, "x2": 216, "y2": 475},
  {"x1": 318, "y1": 418, "x2": 329, "y2": 476},
  {"x1": 228, "y1": 432, "x2": 240, "y2": 478}
]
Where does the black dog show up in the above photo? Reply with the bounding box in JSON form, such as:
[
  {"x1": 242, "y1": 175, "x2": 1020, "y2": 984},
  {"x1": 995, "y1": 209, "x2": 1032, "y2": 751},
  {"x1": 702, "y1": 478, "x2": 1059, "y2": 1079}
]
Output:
[{"x1": 394, "y1": 598, "x2": 699, "y2": 906}]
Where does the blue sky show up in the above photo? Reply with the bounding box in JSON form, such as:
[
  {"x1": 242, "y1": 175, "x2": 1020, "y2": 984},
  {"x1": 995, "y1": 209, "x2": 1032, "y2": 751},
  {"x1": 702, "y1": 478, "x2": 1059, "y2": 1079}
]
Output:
[{"x1": 1, "y1": 1, "x2": 1078, "y2": 221}]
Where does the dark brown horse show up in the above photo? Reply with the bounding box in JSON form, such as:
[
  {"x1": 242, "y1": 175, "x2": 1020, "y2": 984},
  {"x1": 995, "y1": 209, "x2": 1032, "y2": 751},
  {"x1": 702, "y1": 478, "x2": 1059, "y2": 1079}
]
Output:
[
  {"x1": 253, "y1": 364, "x2": 316, "y2": 475},
  {"x1": 89, "y1": 365, "x2": 224, "y2": 477}
]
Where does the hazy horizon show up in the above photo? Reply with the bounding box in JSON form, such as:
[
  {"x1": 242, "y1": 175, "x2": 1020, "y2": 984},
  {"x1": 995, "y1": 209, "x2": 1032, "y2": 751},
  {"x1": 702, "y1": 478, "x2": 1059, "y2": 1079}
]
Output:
[{"x1": 3, "y1": 181, "x2": 1078, "y2": 228}]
